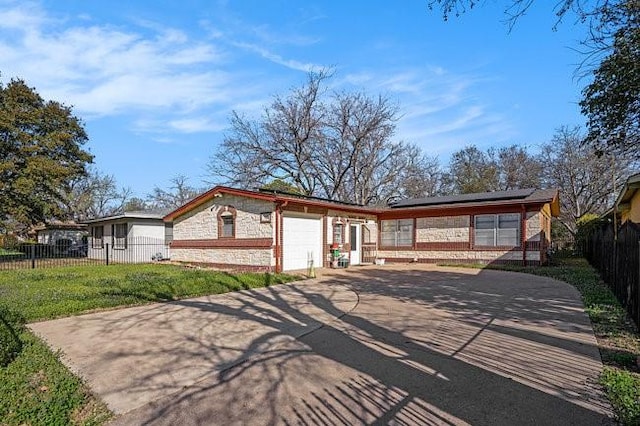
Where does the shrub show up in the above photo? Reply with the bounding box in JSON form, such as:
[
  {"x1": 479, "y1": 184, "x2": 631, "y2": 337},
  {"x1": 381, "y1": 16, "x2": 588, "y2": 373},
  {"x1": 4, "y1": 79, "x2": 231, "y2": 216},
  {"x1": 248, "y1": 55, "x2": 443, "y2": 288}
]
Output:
[
  {"x1": 0, "y1": 305, "x2": 25, "y2": 367},
  {"x1": 600, "y1": 367, "x2": 640, "y2": 425},
  {"x1": 574, "y1": 213, "x2": 604, "y2": 254},
  {"x1": 0, "y1": 234, "x2": 20, "y2": 249}
]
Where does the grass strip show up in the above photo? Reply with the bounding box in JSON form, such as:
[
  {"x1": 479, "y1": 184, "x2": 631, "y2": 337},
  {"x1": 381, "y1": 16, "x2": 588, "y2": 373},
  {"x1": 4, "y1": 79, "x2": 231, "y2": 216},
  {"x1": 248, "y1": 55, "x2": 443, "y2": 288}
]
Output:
[
  {"x1": 0, "y1": 264, "x2": 300, "y2": 425},
  {"x1": 0, "y1": 329, "x2": 112, "y2": 425},
  {"x1": 0, "y1": 263, "x2": 299, "y2": 322}
]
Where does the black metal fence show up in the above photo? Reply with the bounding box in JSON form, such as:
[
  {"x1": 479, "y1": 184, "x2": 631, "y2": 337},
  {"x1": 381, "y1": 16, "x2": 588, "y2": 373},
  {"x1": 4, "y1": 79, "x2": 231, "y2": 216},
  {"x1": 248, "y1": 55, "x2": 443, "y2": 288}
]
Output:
[
  {"x1": 0, "y1": 237, "x2": 170, "y2": 271},
  {"x1": 584, "y1": 221, "x2": 640, "y2": 327}
]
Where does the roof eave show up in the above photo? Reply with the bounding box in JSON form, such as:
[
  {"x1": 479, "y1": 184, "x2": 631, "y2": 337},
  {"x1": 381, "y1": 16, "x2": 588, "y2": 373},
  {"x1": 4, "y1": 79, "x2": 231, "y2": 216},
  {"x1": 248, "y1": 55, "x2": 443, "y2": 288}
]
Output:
[
  {"x1": 163, "y1": 186, "x2": 382, "y2": 221},
  {"x1": 548, "y1": 189, "x2": 561, "y2": 217}
]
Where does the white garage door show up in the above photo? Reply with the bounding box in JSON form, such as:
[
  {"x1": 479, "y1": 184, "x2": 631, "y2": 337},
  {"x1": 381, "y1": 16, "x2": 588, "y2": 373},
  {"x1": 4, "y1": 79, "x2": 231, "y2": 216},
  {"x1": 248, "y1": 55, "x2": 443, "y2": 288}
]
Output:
[{"x1": 283, "y1": 215, "x2": 322, "y2": 271}]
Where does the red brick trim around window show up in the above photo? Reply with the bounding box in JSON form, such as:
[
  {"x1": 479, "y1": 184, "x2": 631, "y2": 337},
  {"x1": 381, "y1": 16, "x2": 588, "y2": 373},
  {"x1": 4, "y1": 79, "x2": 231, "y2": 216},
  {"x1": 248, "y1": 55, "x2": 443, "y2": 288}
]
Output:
[
  {"x1": 217, "y1": 205, "x2": 237, "y2": 238},
  {"x1": 416, "y1": 242, "x2": 471, "y2": 250},
  {"x1": 170, "y1": 238, "x2": 272, "y2": 249}
]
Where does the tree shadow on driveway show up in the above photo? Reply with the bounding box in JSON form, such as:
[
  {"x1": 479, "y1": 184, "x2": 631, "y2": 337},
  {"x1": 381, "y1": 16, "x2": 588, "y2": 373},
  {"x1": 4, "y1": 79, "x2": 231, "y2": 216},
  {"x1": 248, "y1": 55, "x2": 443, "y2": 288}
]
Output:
[{"x1": 97, "y1": 265, "x2": 615, "y2": 425}]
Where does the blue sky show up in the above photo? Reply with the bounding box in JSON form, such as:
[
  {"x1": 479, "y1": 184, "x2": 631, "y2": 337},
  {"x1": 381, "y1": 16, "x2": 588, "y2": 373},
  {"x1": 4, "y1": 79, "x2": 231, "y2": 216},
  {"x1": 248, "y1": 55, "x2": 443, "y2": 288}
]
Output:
[{"x1": 0, "y1": 0, "x2": 589, "y2": 197}]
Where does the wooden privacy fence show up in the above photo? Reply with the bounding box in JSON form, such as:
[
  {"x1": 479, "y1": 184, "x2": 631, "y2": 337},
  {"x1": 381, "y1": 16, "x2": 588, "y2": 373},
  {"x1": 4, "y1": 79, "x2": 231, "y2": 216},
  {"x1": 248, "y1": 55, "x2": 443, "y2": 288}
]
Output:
[{"x1": 584, "y1": 221, "x2": 640, "y2": 327}]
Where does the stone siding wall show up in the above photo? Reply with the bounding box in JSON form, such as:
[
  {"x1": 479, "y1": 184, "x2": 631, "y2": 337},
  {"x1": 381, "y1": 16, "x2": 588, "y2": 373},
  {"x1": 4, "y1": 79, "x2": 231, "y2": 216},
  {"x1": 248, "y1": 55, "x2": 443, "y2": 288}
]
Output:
[
  {"x1": 171, "y1": 248, "x2": 274, "y2": 266},
  {"x1": 173, "y1": 195, "x2": 274, "y2": 240},
  {"x1": 416, "y1": 215, "x2": 470, "y2": 242},
  {"x1": 377, "y1": 249, "x2": 540, "y2": 263},
  {"x1": 526, "y1": 211, "x2": 542, "y2": 242},
  {"x1": 362, "y1": 223, "x2": 377, "y2": 244}
]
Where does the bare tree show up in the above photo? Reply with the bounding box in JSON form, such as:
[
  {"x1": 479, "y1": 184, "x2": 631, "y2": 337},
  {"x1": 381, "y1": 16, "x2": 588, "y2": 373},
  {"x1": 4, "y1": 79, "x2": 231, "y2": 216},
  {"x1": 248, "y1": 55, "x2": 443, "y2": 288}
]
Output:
[
  {"x1": 148, "y1": 175, "x2": 201, "y2": 209},
  {"x1": 61, "y1": 168, "x2": 132, "y2": 220},
  {"x1": 494, "y1": 145, "x2": 543, "y2": 190},
  {"x1": 444, "y1": 144, "x2": 543, "y2": 194},
  {"x1": 208, "y1": 70, "x2": 330, "y2": 196},
  {"x1": 207, "y1": 70, "x2": 435, "y2": 205},
  {"x1": 444, "y1": 145, "x2": 500, "y2": 194},
  {"x1": 540, "y1": 125, "x2": 632, "y2": 235},
  {"x1": 397, "y1": 148, "x2": 446, "y2": 199}
]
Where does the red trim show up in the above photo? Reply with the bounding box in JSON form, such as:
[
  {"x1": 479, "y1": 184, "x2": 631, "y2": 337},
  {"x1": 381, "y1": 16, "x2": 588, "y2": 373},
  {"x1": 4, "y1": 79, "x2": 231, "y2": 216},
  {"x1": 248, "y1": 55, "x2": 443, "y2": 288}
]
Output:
[
  {"x1": 278, "y1": 205, "x2": 284, "y2": 272},
  {"x1": 164, "y1": 185, "x2": 558, "y2": 223},
  {"x1": 174, "y1": 261, "x2": 274, "y2": 272},
  {"x1": 380, "y1": 245, "x2": 526, "y2": 252},
  {"x1": 164, "y1": 185, "x2": 377, "y2": 221},
  {"x1": 163, "y1": 186, "x2": 558, "y2": 222},
  {"x1": 171, "y1": 238, "x2": 272, "y2": 249},
  {"x1": 275, "y1": 206, "x2": 281, "y2": 273},
  {"x1": 378, "y1": 202, "x2": 546, "y2": 220},
  {"x1": 416, "y1": 242, "x2": 470, "y2": 250},
  {"x1": 217, "y1": 206, "x2": 237, "y2": 239},
  {"x1": 521, "y1": 205, "x2": 527, "y2": 267},
  {"x1": 382, "y1": 257, "x2": 539, "y2": 266}
]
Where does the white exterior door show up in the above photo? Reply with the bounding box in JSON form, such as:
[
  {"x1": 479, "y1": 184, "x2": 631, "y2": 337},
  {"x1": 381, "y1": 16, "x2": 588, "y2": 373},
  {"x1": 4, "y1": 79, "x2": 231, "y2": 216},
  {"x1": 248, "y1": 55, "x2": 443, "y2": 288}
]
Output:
[
  {"x1": 350, "y1": 224, "x2": 361, "y2": 266},
  {"x1": 282, "y1": 215, "x2": 322, "y2": 271}
]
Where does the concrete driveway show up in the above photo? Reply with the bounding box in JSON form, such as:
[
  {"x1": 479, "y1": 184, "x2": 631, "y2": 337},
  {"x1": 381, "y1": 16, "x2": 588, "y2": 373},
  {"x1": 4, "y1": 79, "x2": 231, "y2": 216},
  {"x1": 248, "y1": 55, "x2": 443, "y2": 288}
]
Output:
[{"x1": 30, "y1": 265, "x2": 614, "y2": 425}]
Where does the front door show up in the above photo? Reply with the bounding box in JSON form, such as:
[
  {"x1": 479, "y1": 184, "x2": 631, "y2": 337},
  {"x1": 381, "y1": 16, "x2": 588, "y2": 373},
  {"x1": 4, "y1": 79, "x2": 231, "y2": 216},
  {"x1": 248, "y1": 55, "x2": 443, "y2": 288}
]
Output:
[{"x1": 350, "y1": 224, "x2": 361, "y2": 266}]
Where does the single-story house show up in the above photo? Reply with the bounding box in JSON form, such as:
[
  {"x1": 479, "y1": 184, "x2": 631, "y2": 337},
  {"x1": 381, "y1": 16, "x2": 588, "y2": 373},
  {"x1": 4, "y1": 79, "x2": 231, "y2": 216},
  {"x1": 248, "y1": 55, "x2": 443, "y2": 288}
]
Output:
[
  {"x1": 82, "y1": 210, "x2": 172, "y2": 263},
  {"x1": 164, "y1": 186, "x2": 559, "y2": 272},
  {"x1": 614, "y1": 173, "x2": 640, "y2": 225},
  {"x1": 380, "y1": 188, "x2": 558, "y2": 266},
  {"x1": 35, "y1": 222, "x2": 87, "y2": 247}
]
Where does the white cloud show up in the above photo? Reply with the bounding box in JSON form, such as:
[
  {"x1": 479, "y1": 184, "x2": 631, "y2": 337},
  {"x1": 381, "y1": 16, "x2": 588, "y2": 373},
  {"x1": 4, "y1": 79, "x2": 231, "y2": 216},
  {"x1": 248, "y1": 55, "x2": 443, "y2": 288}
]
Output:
[
  {"x1": 342, "y1": 68, "x2": 516, "y2": 155},
  {"x1": 232, "y1": 41, "x2": 324, "y2": 72},
  {"x1": 0, "y1": 1, "x2": 240, "y2": 136},
  {"x1": 168, "y1": 117, "x2": 227, "y2": 133},
  {"x1": 133, "y1": 115, "x2": 227, "y2": 136}
]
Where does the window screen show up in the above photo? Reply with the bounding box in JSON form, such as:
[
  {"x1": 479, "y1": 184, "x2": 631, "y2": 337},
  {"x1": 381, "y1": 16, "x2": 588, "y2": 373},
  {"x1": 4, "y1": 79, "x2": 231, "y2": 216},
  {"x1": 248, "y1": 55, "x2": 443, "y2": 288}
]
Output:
[
  {"x1": 474, "y1": 214, "x2": 520, "y2": 247},
  {"x1": 221, "y1": 215, "x2": 234, "y2": 238},
  {"x1": 380, "y1": 219, "x2": 414, "y2": 247}
]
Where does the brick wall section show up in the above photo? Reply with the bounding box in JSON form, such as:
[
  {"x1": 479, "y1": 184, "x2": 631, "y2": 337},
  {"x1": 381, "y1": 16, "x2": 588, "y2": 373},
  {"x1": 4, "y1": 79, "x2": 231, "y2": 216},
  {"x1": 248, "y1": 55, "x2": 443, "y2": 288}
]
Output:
[{"x1": 173, "y1": 195, "x2": 274, "y2": 240}]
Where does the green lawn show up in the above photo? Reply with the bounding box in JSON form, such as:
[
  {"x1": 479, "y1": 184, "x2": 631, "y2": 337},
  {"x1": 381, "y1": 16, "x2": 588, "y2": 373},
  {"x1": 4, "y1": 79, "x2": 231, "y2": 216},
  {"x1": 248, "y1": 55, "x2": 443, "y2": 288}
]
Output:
[
  {"x1": 0, "y1": 264, "x2": 300, "y2": 425},
  {"x1": 443, "y1": 258, "x2": 640, "y2": 425},
  {"x1": 0, "y1": 263, "x2": 299, "y2": 322}
]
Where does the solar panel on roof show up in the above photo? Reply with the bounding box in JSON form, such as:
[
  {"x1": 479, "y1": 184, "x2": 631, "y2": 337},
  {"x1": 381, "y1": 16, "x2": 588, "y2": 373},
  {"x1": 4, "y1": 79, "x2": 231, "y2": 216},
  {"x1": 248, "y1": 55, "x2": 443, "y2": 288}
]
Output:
[{"x1": 389, "y1": 188, "x2": 536, "y2": 208}]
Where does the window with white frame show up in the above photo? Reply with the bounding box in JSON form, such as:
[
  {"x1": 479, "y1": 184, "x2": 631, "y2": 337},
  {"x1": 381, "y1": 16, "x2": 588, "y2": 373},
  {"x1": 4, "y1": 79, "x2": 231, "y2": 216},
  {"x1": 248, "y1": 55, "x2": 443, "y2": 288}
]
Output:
[
  {"x1": 380, "y1": 219, "x2": 414, "y2": 247},
  {"x1": 333, "y1": 223, "x2": 344, "y2": 244},
  {"x1": 474, "y1": 213, "x2": 520, "y2": 247},
  {"x1": 112, "y1": 223, "x2": 128, "y2": 249},
  {"x1": 91, "y1": 226, "x2": 104, "y2": 249}
]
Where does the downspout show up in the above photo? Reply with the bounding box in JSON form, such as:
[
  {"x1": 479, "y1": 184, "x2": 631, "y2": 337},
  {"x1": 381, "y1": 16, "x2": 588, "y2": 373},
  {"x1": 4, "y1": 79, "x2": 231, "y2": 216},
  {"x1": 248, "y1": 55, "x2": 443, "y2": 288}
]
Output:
[
  {"x1": 274, "y1": 199, "x2": 289, "y2": 273},
  {"x1": 274, "y1": 206, "x2": 280, "y2": 273},
  {"x1": 521, "y1": 204, "x2": 527, "y2": 267}
]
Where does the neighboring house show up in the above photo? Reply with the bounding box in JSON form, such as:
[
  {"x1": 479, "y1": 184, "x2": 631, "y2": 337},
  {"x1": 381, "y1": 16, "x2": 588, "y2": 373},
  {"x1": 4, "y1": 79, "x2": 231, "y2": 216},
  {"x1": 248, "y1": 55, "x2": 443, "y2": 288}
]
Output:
[
  {"x1": 164, "y1": 186, "x2": 559, "y2": 272},
  {"x1": 82, "y1": 210, "x2": 172, "y2": 263},
  {"x1": 614, "y1": 173, "x2": 640, "y2": 225},
  {"x1": 35, "y1": 222, "x2": 87, "y2": 247}
]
